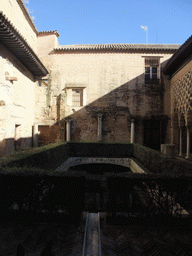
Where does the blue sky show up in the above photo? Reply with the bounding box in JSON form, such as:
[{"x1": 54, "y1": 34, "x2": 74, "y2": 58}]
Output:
[{"x1": 24, "y1": 0, "x2": 192, "y2": 46}]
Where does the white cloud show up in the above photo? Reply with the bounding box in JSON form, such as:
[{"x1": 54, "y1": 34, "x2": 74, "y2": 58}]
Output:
[
  {"x1": 23, "y1": 0, "x2": 29, "y2": 4},
  {"x1": 26, "y1": 7, "x2": 35, "y2": 20}
]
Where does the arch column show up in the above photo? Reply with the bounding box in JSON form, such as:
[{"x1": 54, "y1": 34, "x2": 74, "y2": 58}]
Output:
[
  {"x1": 178, "y1": 114, "x2": 184, "y2": 157},
  {"x1": 66, "y1": 120, "x2": 71, "y2": 141},
  {"x1": 97, "y1": 114, "x2": 102, "y2": 141},
  {"x1": 186, "y1": 126, "x2": 190, "y2": 159},
  {"x1": 33, "y1": 124, "x2": 38, "y2": 147},
  {"x1": 185, "y1": 111, "x2": 192, "y2": 159},
  {"x1": 130, "y1": 119, "x2": 135, "y2": 143},
  {"x1": 179, "y1": 127, "x2": 183, "y2": 156}
]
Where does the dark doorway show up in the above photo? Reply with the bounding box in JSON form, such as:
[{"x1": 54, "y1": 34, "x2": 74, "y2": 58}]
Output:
[{"x1": 143, "y1": 119, "x2": 165, "y2": 150}]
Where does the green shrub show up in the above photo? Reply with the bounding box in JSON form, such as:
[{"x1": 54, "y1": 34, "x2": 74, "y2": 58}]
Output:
[
  {"x1": 133, "y1": 143, "x2": 192, "y2": 174},
  {"x1": 67, "y1": 142, "x2": 133, "y2": 157},
  {"x1": 0, "y1": 142, "x2": 69, "y2": 172}
]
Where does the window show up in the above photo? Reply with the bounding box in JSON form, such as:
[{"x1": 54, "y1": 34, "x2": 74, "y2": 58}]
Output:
[
  {"x1": 72, "y1": 89, "x2": 83, "y2": 106},
  {"x1": 38, "y1": 79, "x2": 48, "y2": 87},
  {"x1": 66, "y1": 86, "x2": 85, "y2": 107},
  {"x1": 145, "y1": 58, "x2": 160, "y2": 84}
]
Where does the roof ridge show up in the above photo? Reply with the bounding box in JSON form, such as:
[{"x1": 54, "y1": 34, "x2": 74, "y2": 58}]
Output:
[
  {"x1": 54, "y1": 43, "x2": 181, "y2": 52},
  {"x1": 38, "y1": 30, "x2": 60, "y2": 37},
  {"x1": 59, "y1": 43, "x2": 180, "y2": 46}
]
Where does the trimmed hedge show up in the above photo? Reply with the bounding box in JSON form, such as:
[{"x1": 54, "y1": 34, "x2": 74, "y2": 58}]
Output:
[
  {"x1": 133, "y1": 143, "x2": 192, "y2": 175},
  {"x1": 0, "y1": 142, "x2": 133, "y2": 172},
  {"x1": 0, "y1": 173, "x2": 85, "y2": 220},
  {"x1": 1, "y1": 142, "x2": 192, "y2": 175},
  {"x1": 67, "y1": 142, "x2": 133, "y2": 157},
  {"x1": 0, "y1": 143, "x2": 69, "y2": 172}
]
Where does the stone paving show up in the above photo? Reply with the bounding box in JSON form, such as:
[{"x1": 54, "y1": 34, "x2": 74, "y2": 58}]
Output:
[{"x1": 100, "y1": 214, "x2": 192, "y2": 256}]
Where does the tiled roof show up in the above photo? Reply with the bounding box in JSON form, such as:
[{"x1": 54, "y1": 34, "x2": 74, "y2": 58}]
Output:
[
  {"x1": 163, "y1": 35, "x2": 192, "y2": 76},
  {"x1": 55, "y1": 44, "x2": 180, "y2": 52},
  {"x1": 0, "y1": 12, "x2": 48, "y2": 77},
  {"x1": 38, "y1": 30, "x2": 60, "y2": 37}
]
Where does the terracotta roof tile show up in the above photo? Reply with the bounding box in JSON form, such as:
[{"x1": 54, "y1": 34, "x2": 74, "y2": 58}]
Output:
[
  {"x1": 55, "y1": 44, "x2": 180, "y2": 52},
  {"x1": 38, "y1": 30, "x2": 60, "y2": 37}
]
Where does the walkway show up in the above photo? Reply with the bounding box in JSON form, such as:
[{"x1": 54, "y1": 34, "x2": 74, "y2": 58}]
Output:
[{"x1": 82, "y1": 213, "x2": 101, "y2": 256}]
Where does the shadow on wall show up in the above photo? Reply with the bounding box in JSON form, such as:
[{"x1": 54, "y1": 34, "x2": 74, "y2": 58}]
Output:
[
  {"x1": 0, "y1": 137, "x2": 33, "y2": 157},
  {"x1": 38, "y1": 66, "x2": 169, "y2": 150},
  {"x1": 0, "y1": 59, "x2": 170, "y2": 153},
  {"x1": 38, "y1": 124, "x2": 61, "y2": 147},
  {"x1": 0, "y1": 42, "x2": 36, "y2": 83}
]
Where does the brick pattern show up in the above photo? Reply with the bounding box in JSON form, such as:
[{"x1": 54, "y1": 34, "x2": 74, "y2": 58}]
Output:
[{"x1": 101, "y1": 224, "x2": 192, "y2": 256}]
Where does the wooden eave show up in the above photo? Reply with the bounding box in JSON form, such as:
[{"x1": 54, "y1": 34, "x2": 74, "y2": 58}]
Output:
[
  {"x1": 163, "y1": 35, "x2": 192, "y2": 76},
  {"x1": 0, "y1": 12, "x2": 48, "y2": 77}
]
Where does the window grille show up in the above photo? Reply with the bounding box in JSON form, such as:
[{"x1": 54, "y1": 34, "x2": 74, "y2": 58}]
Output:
[
  {"x1": 72, "y1": 89, "x2": 83, "y2": 106},
  {"x1": 145, "y1": 58, "x2": 159, "y2": 66}
]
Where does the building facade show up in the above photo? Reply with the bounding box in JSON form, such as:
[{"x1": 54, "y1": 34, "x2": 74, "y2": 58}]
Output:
[
  {"x1": 0, "y1": 0, "x2": 48, "y2": 156},
  {"x1": 164, "y1": 35, "x2": 192, "y2": 158},
  {"x1": 37, "y1": 32, "x2": 179, "y2": 150},
  {"x1": 2, "y1": 0, "x2": 191, "y2": 156}
]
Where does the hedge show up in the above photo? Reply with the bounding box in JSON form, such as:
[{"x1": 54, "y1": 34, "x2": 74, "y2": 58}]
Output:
[
  {"x1": 133, "y1": 143, "x2": 192, "y2": 175},
  {"x1": 1, "y1": 142, "x2": 192, "y2": 175}
]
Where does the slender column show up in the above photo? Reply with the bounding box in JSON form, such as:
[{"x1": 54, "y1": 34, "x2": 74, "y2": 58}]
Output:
[
  {"x1": 66, "y1": 121, "x2": 71, "y2": 141},
  {"x1": 179, "y1": 127, "x2": 182, "y2": 156},
  {"x1": 33, "y1": 124, "x2": 38, "y2": 147},
  {"x1": 130, "y1": 119, "x2": 135, "y2": 143},
  {"x1": 98, "y1": 114, "x2": 102, "y2": 141},
  {"x1": 186, "y1": 126, "x2": 190, "y2": 159}
]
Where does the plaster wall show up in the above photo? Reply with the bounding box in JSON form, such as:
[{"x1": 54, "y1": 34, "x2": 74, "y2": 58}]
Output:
[
  {"x1": 50, "y1": 51, "x2": 172, "y2": 113},
  {"x1": 1, "y1": 0, "x2": 37, "y2": 52},
  {"x1": 36, "y1": 42, "x2": 173, "y2": 144},
  {"x1": 0, "y1": 43, "x2": 36, "y2": 155}
]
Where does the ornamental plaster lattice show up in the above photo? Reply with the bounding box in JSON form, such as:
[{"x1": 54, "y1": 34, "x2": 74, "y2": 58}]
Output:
[{"x1": 173, "y1": 70, "x2": 192, "y2": 125}]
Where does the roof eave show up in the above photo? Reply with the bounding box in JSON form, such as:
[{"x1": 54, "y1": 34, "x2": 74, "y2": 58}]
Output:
[
  {"x1": 0, "y1": 12, "x2": 48, "y2": 77},
  {"x1": 54, "y1": 44, "x2": 180, "y2": 52},
  {"x1": 163, "y1": 35, "x2": 192, "y2": 76}
]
